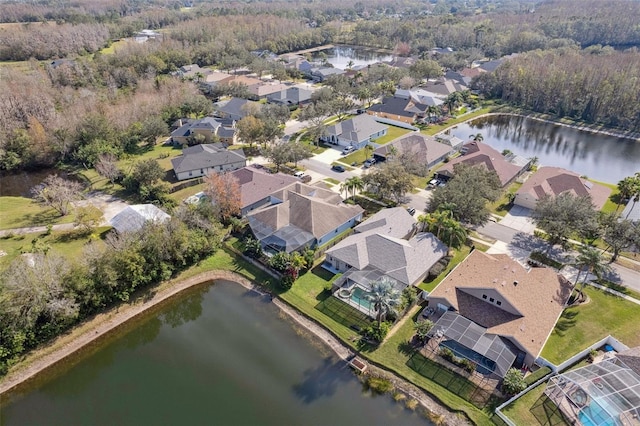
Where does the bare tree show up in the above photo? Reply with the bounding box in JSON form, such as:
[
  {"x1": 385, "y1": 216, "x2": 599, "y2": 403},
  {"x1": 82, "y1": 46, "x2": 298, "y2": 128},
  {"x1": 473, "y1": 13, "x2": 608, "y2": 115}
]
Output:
[
  {"x1": 31, "y1": 174, "x2": 83, "y2": 216},
  {"x1": 95, "y1": 153, "x2": 121, "y2": 185}
]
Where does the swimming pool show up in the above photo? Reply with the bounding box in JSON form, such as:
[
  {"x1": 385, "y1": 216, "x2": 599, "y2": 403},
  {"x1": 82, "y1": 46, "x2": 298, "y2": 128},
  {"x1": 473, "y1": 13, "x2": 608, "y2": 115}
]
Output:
[
  {"x1": 351, "y1": 287, "x2": 373, "y2": 312},
  {"x1": 578, "y1": 401, "x2": 615, "y2": 426}
]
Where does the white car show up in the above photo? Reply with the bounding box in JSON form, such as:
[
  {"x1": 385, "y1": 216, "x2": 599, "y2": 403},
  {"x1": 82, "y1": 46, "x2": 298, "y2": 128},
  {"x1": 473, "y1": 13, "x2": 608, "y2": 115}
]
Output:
[{"x1": 293, "y1": 171, "x2": 305, "y2": 178}]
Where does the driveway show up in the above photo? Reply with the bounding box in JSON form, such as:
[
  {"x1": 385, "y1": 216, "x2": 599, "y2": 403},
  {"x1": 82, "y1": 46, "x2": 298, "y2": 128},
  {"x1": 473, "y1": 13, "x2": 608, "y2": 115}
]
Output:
[{"x1": 500, "y1": 205, "x2": 536, "y2": 233}]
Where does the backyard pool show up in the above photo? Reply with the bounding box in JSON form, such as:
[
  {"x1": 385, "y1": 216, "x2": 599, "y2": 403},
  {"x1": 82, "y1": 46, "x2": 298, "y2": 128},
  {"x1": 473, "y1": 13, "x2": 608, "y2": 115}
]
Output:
[
  {"x1": 578, "y1": 401, "x2": 616, "y2": 426},
  {"x1": 351, "y1": 287, "x2": 373, "y2": 313}
]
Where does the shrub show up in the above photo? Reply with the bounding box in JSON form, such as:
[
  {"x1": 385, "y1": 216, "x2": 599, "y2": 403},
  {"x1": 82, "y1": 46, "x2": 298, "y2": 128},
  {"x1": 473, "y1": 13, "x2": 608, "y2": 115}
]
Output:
[
  {"x1": 242, "y1": 237, "x2": 262, "y2": 259},
  {"x1": 502, "y1": 368, "x2": 527, "y2": 395},
  {"x1": 401, "y1": 286, "x2": 418, "y2": 311},
  {"x1": 363, "y1": 322, "x2": 390, "y2": 343},
  {"x1": 414, "y1": 319, "x2": 434, "y2": 341},
  {"x1": 268, "y1": 251, "x2": 290, "y2": 272},
  {"x1": 366, "y1": 376, "x2": 394, "y2": 394}
]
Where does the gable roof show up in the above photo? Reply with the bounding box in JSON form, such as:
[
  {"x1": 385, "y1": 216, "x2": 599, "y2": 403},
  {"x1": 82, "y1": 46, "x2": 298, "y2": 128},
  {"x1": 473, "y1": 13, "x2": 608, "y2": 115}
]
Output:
[
  {"x1": 325, "y1": 115, "x2": 388, "y2": 144},
  {"x1": 171, "y1": 144, "x2": 246, "y2": 174},
  {"x1": 395, "y1": 88, "x2": 444, "y2": 106},
  {"x1": 421, "y1": 78, "x2": 468, "y2": 97},
  {"x1": 171, "y1": 117, "x2": 222, "y2": 138},
  {"x1": 428, "y1": 250, "x2": 573, "y2": 358},
  {"x1": 437, "y1": 141, "x2": 526, "y2": 186},
  {"x1": 109, "y1": 204, "x2": 170, "y2": 233},
  {"x1": 267, "y1": 87, "x2": 313, "y2": 104},
  {"x1": 215, "y1": 97, "x2": 256, "y2": 119},
  {"x1": 248, "y1": 82, "x2": 289, "y2": 97},
  {"x1": 248, "y1": 183, "x2": 363, "y2": 251},
  {"x1": 374, "y1": 133, "x2": 452, "y2": 165},
  {"x1": 517, "y1": 166, "x2": 612, "y2": 209},
  {"x1": 368, "y1": 96, "x2": 424, "y2": 118},
  {"x1": 326, "y1": 232, "x2": 447, "y2": 287},
  {"x1": 229, "y1": 167, "x2": 299, "y2": 208},
  {"x1": 354, "y1": 207, "x2": 416, "y2": 237}
]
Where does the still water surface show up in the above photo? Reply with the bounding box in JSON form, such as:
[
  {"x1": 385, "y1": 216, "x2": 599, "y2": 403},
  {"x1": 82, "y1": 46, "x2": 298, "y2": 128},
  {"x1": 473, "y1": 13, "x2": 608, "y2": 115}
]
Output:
[
  {"x1": 312, "y1": 45, "x2": 393, "y2": 70},
  {"x1": 450, "y1": 115, "x2": 640, "y2": 184},
  {"x1": 1, "y1": 281, "x2": 429, "y2": 426}
]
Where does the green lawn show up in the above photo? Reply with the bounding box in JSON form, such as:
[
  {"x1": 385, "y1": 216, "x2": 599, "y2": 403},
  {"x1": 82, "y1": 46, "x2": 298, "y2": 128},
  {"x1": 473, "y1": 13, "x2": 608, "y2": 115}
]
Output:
[
  {"x1": 502, "y1": 383, "x2": 570, "y2": 426},
  {"x1": 421, "y1": 107, "x2": 493, "y2": 136},
  {"x1": 0, "y1": 197, "x2": 75, "y2": 230},
  {"x1": 98, "y1": 39, "x2": 128, "y2": 55},
  {"x1": 341, "y1": 149, "x2": 369, "y2": 165},
  {"x1": 324, "y1": 178, "x2": 339, "y2": 185},
  {"x1": 371, "y1": 125, "x2": 412, "y2": 145},
  {"x1": 588, "y1": 179, "x2": 619, "y2": 213},
  {"x1": 540, "y1": 286, "x2": 640, "y2": 364},
  {"x1": 418, "y1": 245, "x2": 471, "y2": 293},
  {"x1": 488, "y1": 181, "x2": 522, "y2": 217}
]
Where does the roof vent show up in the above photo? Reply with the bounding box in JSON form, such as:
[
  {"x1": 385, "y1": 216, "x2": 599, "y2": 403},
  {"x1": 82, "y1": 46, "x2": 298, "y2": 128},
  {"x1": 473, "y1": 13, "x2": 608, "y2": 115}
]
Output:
[{"x1": 513, "y1": 280, "x2": 519, "y2": 286}]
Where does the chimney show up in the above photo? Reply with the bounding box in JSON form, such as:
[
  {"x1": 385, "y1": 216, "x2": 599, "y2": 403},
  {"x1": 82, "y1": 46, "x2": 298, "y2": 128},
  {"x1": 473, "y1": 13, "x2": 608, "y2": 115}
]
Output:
[{"x1": 513, "y1": 281, "x2": 519, "y2": 286}]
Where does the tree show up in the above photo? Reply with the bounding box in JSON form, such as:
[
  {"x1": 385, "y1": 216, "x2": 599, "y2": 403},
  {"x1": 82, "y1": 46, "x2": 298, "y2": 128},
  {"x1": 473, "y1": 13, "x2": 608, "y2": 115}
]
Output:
[
  {"x1": 31, "y1": 174, "x2": 83, "y2": 216},
  {"x1": 344, "y1": 176, "x2": 364, "y2": 198},
  {"x1": 95, "y1": 153, "x2": 121, "y2": 185},
  {"x1": 502, "y1": 368, "x2": 527, "y2": 395},
  {"x1": 236, "y1": 116, "x2": 264, "y2": 147},
  {"x1": 470, "y1": 133, "x2": 484, "y2": 142},
  {"x1": 74, "y1": 205, "x2": 103, "y2": 234},
  {"x1": 573, "y1": 245, "x2": 611, "y2": 298},
  {"x1": 131, "y1": 158, "x2": 165, "y2": 189},
  {"x1": 533, "y1": 193, "x2": 598, "y2": 250},
  {"x1": 362, "y1": 161, "x2": 414, "y2": 203},
  {"x1": 445, "y1": 92, "x2": 463, "y2": 114},
  {"x1": 418, "y1": 210, "x2": 467, "y2": 249},
  {"x1": 618, "y1": 173, "x2": 640, "y2": 218},
  {"x1": 427, "y1": 164, "x2": 501, "y2": 226},
  {"x1": 203, "y1": 172, "x2": 241, "y2": 223},
  {"x1": 288, "y1": 142, "x2": 313, "y2": 167},
  {"x1": 262, "y1": 143, "x2": 291, "y2": 172},
  {"x1": 601, "y1": 215, "x2": 638, "y2": 262},
  {"x1": 409, "y1": 59, "x2": 442, "y2": 81},
  {"x1": 414, "y1": 319, "x2": 435, "y2": 343},
  {"x1": 365, "y1": 276, "x2": 401, "y2": 326}
]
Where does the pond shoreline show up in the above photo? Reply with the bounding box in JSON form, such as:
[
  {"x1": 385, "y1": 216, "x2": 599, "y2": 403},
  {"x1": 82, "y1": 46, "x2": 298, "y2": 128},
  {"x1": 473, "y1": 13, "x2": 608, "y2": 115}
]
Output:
[
  {"x1": 0, "y1": 270, "x2": 469, "y2": 425},
  {"x1": 443, "y1": 111, "x2": 640, "y2": 142}
]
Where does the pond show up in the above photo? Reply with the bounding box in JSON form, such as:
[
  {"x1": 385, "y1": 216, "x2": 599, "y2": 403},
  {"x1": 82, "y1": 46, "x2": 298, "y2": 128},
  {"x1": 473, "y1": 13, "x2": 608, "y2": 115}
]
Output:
[
  {"x1": 312, "y1": 45, "x2": 394, "y2": 70},
  {"x1": 0, "y1": 281, "x2": 431, "y2": 426},
  {"x1": 449, "y1": 115, "x2": 640, "y2": 184},
  {"x1": 0, "y1": 168, "x2": 76, "y2": 197}
]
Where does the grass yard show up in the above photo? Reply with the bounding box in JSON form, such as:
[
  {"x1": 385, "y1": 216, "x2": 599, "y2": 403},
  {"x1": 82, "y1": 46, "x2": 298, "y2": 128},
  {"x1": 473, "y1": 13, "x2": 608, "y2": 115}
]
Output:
[
  {"x1": 324, "y1": 178, "x2": 339, "y2": 185},
  {"x1": 371, "y1": 125, "x2": 412, "y2": 145},
  {"x1": 489, "y1": 181, "x2": 522, "y2": 217},
  {"x1": 418, "y1": 245, "x2": 471, "y2": 293},
  {"x1": 98, "y1": 39, "x2": 129, "y2": 55},
  {"x1": 588, "y1": 179, "x2": 619, "y2": 213},
  {"x1": 540, "y1": 286, "x2": 640, "y2": 364},
  {"x1": 501, "y1": 383, "x2": 570, "y2": 426},
  {"x1": 0, "y1": 196, "x2": 75, "y2": 230},
  {"x1": 341, "y1": 149, "x2": 369, "y2": 165},
  {"x1": 421, "y1": 107, "x2": 493, "y2": 136},
  {"x1": 0, "y1": 228, "x2": 107, "y2": 270}
]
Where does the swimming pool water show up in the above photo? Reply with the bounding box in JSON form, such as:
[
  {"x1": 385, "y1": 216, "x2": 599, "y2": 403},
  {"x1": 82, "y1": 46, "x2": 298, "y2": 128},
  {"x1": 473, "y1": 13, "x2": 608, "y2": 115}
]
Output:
[
  {"x1": 579, "y1": 401, "x2": 615, "y2": 426},
  {"x1": 351, "y1": 287, "x2": 372, "y2": 312}
]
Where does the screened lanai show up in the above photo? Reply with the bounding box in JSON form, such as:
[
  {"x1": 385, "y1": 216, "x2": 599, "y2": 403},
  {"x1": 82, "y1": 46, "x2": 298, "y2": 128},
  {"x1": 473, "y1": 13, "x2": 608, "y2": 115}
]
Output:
[
  {"x1": 544, "y1": 357, "x2": 640, "y2": 426},
  {"x1": 426, "y1": 311, "x2": 519, "y2": 378}
]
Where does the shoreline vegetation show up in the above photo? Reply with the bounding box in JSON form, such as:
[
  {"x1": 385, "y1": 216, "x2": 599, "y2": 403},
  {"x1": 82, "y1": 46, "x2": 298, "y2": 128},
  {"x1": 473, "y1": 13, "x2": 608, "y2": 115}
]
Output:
[{"x1": 0, "y1": 269, "x2": 467, "y2": 425}]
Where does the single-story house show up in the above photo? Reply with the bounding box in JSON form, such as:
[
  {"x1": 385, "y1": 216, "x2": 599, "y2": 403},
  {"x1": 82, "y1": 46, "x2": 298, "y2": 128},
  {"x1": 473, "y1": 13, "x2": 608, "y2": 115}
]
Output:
[
  {"x1": 215, "y1": 97, "x2": 258, "y2": 121},
  {"x1": 435, "y1": 134, "x2": 465, "y2": 150},
  {"x1": 247, "y1": 182, "x2": 364, "y2": 254},
  {"x1": 109, "y1": 204, "x2": 171, "y2": 233},
  {"x1": 229, "y1": 166, "x2": 299, "y2": 215},
  {"x1": 436, "y1": 141, "x2": 530, "y2": 187},
  {"x1": 515, "y1": 166, "x2": 612, "y2": 210},
  {"x1": 374, "y1": 133, "x2": 453, "y2": 169},
  {"x1": 170, "y1": 117, "x2": 237, "y2": 146},
  {"x1": 309, "y1": 67, "x2": 346, "y2": 82},
  {"x1": 247, "y1": 82, "x2": 289, "y2": 100},
  {"x1": 420, "y1": 78, "x2": 468, "y2": 98},
  {"x1": 266, "y1": 87, "x2": 313, "y2": 106},
  {"x1": 426, "y1": 250, "x2": 573, "y2": 371},
  {"x1": 326, "y1": 207, "x2": 447, "y2": 317},
  {"x1": 176, "y1": 64, "x2": 213, "y2": 80},
  {"x1": 367, "y1": 96, "x2": 429, "y2": 124},
  {"x1": 321, "y1": 115, "x2": 388, "y2": 149},
  {"x1": 171, "y1": 144, "x2": 246, "y2": 181},
  {"x1": 395, "y1": 88, "x2": 444, "y2": 107},
  {"x1": 384, "y1": 56, "x2": 417, "y2": 69}
]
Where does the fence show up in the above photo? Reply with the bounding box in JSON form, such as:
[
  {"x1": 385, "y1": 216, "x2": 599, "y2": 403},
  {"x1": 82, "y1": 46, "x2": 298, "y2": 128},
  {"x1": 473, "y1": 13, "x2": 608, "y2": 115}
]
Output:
[
  {"x1": 313, "y1": 229, "x2": 355, "y2": 260},
  {"x1": 170, "y1": 177, "x2": 203, "y2": 193}
]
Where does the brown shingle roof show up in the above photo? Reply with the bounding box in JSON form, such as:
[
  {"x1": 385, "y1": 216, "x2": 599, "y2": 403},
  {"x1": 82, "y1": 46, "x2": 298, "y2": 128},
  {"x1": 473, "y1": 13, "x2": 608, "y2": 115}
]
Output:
[
  {"x1": 428, "y1": 250, "x2": 573, "y2": 358},
  {"x1": 517, "y1": 166, "x2": 612, "y2": 210},
  {"x1": 229, "y1": 167, "x2": 298, "y2": 208},
  {"x1": 438, "y1": 141, "x2": 525, "y2": 186}
]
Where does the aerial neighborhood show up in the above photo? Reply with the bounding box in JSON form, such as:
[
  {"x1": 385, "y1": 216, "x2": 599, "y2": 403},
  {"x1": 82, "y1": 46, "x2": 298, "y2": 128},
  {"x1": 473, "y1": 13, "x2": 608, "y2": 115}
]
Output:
[{"x1": 1, "y1": 0, "x2": 640, "y2": 425}]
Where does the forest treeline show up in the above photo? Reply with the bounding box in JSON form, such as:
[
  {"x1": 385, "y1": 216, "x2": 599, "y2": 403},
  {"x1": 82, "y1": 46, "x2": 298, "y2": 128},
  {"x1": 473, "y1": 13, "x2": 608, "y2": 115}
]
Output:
[
  {"x1": 472, "y1": 48, "x2": 640, "y2": 131},
  {"x1": 0, "y1": 208, "x2": 225, "y2": 375}
]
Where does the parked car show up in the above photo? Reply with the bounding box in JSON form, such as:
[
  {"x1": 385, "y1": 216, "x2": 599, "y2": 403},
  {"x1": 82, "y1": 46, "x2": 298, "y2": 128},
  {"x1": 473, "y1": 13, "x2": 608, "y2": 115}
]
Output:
[
  {"x1": 406, "y1": 207, "x2": 416, "y2": 216},
  {"x1": 356, "y1": 109, "x2": 366, "y2": 114},
  {"x1": 293, "y1": 171, "x2": 305, "y2": 178},
  {"x1": 331, "y1": 164, "x2": 345, "y2": 173},
  {"x1": 363, "y1": 158, "x2": 376, "y2": 167},
  {"x1": 342, "y1": 146, "x2": 355, "y2": 155},
  {"x1": 427, "y1": 178, "x2": 440, "y2": 189}
]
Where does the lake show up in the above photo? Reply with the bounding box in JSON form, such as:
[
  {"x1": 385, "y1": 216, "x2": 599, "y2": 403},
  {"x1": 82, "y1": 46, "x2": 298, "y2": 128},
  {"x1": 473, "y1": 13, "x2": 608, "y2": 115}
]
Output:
[
  {"x1": 0, "y1": 281, "x2": 430, "y2": 426},
  {"x1": 450, "y1": 115, "x2": 640, "y2": 184},
  {"x1": 313, "y1": 45, "x2": 393, "y2": 70}
]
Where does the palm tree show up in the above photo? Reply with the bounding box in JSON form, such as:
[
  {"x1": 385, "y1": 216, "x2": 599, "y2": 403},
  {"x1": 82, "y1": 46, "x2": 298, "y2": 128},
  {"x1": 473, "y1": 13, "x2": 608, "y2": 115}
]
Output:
[
  {"x1": 442, "y1": 216, "x2": 467, "y2": 249},
  {"x1": 346, "y1": 176, "x2": 364, "y2": 198},
  {"x1": 346, "y1": 60, "x2": 354, "y2": 70},
  {"x1": 620, "y1": 173, "x2": 640, "y2": 218},
  {"x1": 573, "y1": 245, "x2": 611, "y2": 298},
  {"x1": 339, "y1": 182, "x2": 348, "y2": 199},
  {"x1": 469, "y1": 133, "x2": 484, "y2": 142},
  {"x1": 366, "y1": 276, "x2": 401, "y2": 325},
  {"x1": 445, "y1": 92, "x2": 463, "y2": 115},
  {"x1": 426, "y1": 105, "x2": 440, "y2": 123}
]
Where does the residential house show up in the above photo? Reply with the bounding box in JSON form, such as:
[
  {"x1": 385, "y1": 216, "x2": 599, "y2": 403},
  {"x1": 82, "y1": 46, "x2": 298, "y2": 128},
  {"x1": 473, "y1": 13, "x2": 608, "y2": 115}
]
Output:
[
  {"x1": 420, "y1": 78, "x2": 468, "y2": 99},
  {"x1": 229, "y1": 166, "x2": 299, "y2": 215},
  {"x1": 247, "y1": 82, "x2": 289, "y2": 100},
  {"x1": 621, "y1": 198, "x2": 640, "y2": 222},
  {"x1": 395, "y1": 88, "x2": 444, "y2": 108},
  {"x1": 435, "y1": 134, "x2": 465, "y2": 150},
  {"x1": 384, "y1": 56, "x2": 417, "y2": 69},
  {"x1": 215, "y1": 97, "x2": 258, "y2": 121},
  {"x1": 309, "y1": 67, "x2": 346, "y2": 82},
  {"x1": 171, "y1": 117, "x2": 222, "y2": 146},
  {"x1": 170, "y1": 144, "x2": 246, "y2": 181},
  {"x1": 321, "y1": 115, "x2": 388, "y2": 149},
  {"x1": 514, "y1": 166, "x2": 612, "y2": 210},
  {"x1": 426, "y1": 249, "x2": 573, "y2": 371},
  {"x1": 367, "y1": 96, "x2": 428, "y2": 124},
  {"x1": 176, "y1": 64, "x2": 213, "y2": 81},
  {"x1": 109, "y1": 204, "x2": 171, "y2": 233},
  {"x1": 134, "y1": 29, "x2": 162, "y2": 43},
  {"x1": 373, "y1": 133, "x2": 453, "y2": 170},
  {"x1": 247, "y1": 182, "x2": 364, "y2": 254},
  {"x1": 326, "y1": 207, "x2": 447, "y2": 316},
  {"x1": 436, "y1": 141, "x2": 530, "y2": 187},
  {"x1": 266, "y1": 86, "x2": 313, "y2": 107}
]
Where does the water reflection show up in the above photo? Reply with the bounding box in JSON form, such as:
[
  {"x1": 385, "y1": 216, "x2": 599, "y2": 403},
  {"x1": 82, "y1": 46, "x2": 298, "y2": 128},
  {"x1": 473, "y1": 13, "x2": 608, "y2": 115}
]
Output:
[
  {"x1": 451, "y1": 115, "x2": 640, "y2": 183},
  {"x1": 293, "y1": 357, "x2": 351, "y2": 403},
  {"x1": 312, "y1": 46, "x2": 393, "y2": 70}
]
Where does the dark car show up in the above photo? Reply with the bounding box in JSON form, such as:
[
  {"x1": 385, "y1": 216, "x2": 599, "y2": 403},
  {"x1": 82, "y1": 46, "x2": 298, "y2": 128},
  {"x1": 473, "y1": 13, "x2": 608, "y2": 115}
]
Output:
[
  {"x1": 331, "y1": 164, "x2": 345, "y2": 173},
  {"x1": 406, "y1": 208, "x2": 416, "y2": 216}
]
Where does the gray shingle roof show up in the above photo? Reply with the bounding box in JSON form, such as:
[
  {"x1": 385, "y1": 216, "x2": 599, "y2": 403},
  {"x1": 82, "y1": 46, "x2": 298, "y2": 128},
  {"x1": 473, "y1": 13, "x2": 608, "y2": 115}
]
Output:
[
  {"x1": 215, "y1": 97, "x2": 254, "y2": 119},
  {"x1": 354, "y1": 207, "x2": 416, "y2": 237},
  {"x1": 326, "y1": 115, "x2": 388, "y2": 145},
  {"x1": 171, "y1": 117, "x2": 221, "y2": 138},
  {"x1": 171, "y1": 144, "x2": 246, "y2": 174},
  {"x1": 374, "y1": 133, "x2": 453, "y2": 166}
]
